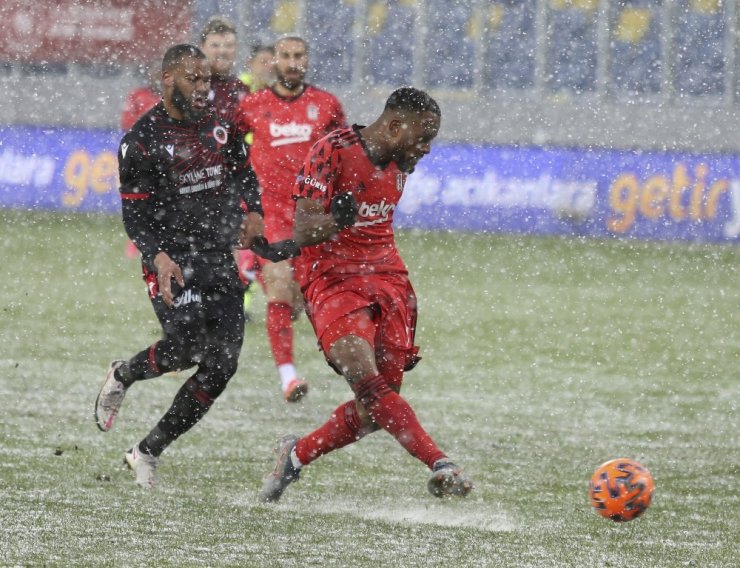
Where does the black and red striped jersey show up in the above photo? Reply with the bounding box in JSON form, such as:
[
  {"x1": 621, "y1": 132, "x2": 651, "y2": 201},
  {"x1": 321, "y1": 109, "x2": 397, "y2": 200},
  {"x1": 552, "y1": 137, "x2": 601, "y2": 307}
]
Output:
[
  {"x1": 118, "y1": 102, "x2": 259, "y2": 263},
  {"x1": 293, "y1": 125, "x2": 409, "y2": 280}
]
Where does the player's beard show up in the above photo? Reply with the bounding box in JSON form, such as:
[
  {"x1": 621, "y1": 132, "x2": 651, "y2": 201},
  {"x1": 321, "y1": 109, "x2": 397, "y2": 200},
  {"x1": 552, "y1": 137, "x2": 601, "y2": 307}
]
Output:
[
  {"x1": 172, "y1": 84, "x2": 205, "y2": 121},
  {"x1": 276, "y1": 67, "x2": 305, "y2": 92},
  {"x1": 393, "y1": 150, "x2": 417, "y2": 174}
]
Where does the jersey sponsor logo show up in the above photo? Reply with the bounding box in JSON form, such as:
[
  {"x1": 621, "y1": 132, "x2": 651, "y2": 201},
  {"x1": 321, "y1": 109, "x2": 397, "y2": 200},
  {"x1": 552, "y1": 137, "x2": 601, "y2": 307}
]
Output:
[
  {"x1": 120, "y1": 143, "x2": 129, "y2": 159},
  {"x1": 178, "y1": 165, "x2": 223, "y2": 194},
  {"x1": 173, "y1": 289, "x2": 202, "y2": 308},
  {"x1": 165, "y1": 144, "x2": 175, "y2": 157},
  {"x1": 269, "y1": 121, "x2": 312, "y2": 147},
  {"x1": 355, "y1": 199, "x2": 396, "y2": 227}
]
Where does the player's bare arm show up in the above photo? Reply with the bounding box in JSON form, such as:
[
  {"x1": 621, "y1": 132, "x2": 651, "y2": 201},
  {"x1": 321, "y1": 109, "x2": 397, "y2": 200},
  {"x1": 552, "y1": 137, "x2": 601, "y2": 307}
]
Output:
[
  {"x1": 153, "y1": 251, "x2": 184, "y2": 308},
  {"x1": 294, "y1": 194, "x2": 358, "y2": 247},
  {"x1": 236, "y1": 211, "x2": 264, "y2": 250}
]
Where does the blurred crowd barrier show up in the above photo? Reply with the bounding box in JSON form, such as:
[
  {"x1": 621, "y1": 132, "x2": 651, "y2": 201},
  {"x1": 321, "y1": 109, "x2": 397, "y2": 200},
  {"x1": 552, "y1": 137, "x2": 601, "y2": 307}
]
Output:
[
  {"x1": 0, "y1": 0, "x2": 738, "y2": 153},
  {"x1": 2, "y1": 124, "x2": 738, "y2": 244}
]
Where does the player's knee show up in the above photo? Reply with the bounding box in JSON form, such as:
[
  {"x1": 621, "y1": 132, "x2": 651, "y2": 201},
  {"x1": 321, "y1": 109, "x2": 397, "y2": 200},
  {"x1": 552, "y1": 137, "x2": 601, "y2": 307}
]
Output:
[
  {"x1": 158, "y1": 336, "x2": 204, "y2": 370},
  {"x1": 206, "y1": 350, "x2": 240, "y2": 396},
  {"x1": 328, "y1": 335, "x2": 377, "y2": 383},
  {"x1": 191, "y1": 369, "x2": 232, "y2": 402}
]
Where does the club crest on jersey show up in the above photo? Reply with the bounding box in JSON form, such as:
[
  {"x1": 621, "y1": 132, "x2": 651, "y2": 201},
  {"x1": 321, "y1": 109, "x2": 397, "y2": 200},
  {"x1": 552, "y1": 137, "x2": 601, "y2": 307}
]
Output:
[
  {"x1": 120, "y1": 143, "x2": 129, "y2": 158},
  {"x1": 165, "y1": 144, "x2": 175, "y2": 157},
  {"x1": 396, "y1": 173, "x2": 407, "y2": 192},
  {"x1": 307, "y1": 104, "x2": 318, "y2": 121},
  {"x1": 213, "y1": 125, "x2": 228, "y2": 145}
]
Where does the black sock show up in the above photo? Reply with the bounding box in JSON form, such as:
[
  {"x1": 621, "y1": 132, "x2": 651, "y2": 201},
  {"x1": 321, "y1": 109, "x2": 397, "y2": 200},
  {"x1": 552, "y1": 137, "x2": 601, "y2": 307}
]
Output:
[
  {"x1": 116, "y1": 349, "x2": 163, "y2": 388},
  {"x1": 138, "y1": 379, "x2": 213, "y2": 457}
]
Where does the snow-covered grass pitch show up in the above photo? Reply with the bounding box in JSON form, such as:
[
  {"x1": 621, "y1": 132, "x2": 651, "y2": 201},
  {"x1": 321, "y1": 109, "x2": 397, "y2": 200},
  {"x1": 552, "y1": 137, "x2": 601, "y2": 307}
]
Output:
[{"x1": 1, "y1": 210, "x2": 737, "y2": 567}]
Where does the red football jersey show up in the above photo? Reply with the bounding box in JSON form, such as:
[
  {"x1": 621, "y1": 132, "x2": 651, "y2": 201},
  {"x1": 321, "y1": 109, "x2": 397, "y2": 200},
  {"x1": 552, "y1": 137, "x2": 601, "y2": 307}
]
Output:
[
  {"x1": 293, "y1": 126, "x2": 410, "y2": 283},
  {"x1": 120, "y1": 87, "x2": 161, "y2": 130},
  {"x1": 237, "y1": 85, "x2": 346, "y2": 198}
]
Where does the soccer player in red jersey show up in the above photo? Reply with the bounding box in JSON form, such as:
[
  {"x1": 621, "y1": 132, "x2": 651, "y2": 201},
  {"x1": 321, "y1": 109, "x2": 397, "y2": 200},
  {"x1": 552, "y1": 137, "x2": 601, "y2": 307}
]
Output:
[
  {"x1": 237, "y1": 36, "x2": 347, "y2": 402},
  {"x1": 260, "y1": 87, "x2": 473, "y2": 501},
  {"x1": 120, "y1": 60, "x2": 162, "y2": 258},
  {"x1": 120, "y1": 60, "x2": 161, "y2": 131}
]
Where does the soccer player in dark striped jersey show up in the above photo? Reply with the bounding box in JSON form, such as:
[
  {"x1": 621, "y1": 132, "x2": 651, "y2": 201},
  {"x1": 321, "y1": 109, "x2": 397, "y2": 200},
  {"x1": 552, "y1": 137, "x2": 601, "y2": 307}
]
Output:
[
  {"x1": 94, "y1": 44, "x2": 264, "y2": 489},
  {"x1": 260, "y1": 87, "x2": 473, "y2": 501},
  {"x1": 199, "y1": 16, "x2": 249, "y2": 122}
]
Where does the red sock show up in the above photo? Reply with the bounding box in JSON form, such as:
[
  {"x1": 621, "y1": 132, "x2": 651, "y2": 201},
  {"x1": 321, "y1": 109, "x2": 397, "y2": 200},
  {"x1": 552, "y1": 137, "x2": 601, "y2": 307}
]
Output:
[
  {"x1": 352, "y1": 374, "x2": 445, "y2": 469},
  {"x1": 295, "y1": 400, "x2": 366, "y2": 465},
  {"x1": 266, "y1": 302, "x2": 293, "y2": 366}
]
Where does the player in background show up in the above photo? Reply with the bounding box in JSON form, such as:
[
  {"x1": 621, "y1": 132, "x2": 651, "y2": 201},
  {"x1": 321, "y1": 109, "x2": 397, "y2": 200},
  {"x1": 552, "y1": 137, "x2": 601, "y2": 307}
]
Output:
[
  {"x1": 199, "y1": 15, "x2": 249, "y2": 120},
  {"x1": 199, "y1": 15, "x2": 265, "y2": 322},
  {"x1": 121, "y1": 60, "x2": 162, "y2": 130},
  {"x1": 237, "y1": 36, "x2": 347, "y2": 402},
  {"x1": 236, "y1": 43, "x2": 275, "y2": 321},
  {"x1": 260, "y1": 87, "x2": 473, "y2": 501},
  {"x1": 94, "y1": 44, "x2": 266, "y2": 489},
  {"x1": 120, "y1": 60, "x2": 162, "y2": 258},
  {"x1": 239, "y1": 43, "x2": 275, "y2": 94}
]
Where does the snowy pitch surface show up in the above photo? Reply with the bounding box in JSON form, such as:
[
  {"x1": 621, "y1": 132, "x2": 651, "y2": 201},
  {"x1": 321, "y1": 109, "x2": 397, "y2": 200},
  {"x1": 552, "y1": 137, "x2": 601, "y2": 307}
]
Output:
[{"x1": 1, "y1": 211, "x2": 738, "y2": 567}]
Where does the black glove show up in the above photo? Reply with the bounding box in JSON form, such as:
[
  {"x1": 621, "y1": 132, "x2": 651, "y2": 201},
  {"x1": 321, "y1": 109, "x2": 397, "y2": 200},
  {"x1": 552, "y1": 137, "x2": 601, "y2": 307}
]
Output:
[
  {"x1": 250, "y1": 236, "x2": 301, "y2": 263},
  {"x1": 330, "y1": 192, "x2": 358, "y2": 229}
]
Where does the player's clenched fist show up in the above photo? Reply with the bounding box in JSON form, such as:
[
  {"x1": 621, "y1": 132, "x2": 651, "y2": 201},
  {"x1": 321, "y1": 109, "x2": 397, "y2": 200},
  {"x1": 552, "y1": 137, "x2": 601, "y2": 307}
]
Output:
[{"x1": 236, "y1": 212, "x2": 265, "y2": 250}]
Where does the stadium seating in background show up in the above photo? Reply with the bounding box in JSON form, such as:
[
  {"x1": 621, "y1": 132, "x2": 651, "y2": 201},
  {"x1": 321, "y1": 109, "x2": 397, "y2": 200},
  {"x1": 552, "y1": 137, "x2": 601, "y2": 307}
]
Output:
[
  {"x1": 363, "y1": 0, "x2": 417, "y2": 86},
  {"x1": 672, "y1": 0, "x2": 726, "y2": 96},
  {"x1": 546, "y1": 0, "x2": 598, "y2": 93},
  {"x1": 609, "y1": 0, "x2": 662, "y2": 95},
  {"x1": 304, "y1": 0, "x2": 355, "y2": 85},
  {"x1": 482, "y1": 0, "x2": 537, "y2": 90},
  {"x1": 245, "y1": 0, "x2": 300, "y2": 46},
  {"x1": 424, "y1": 0, "x2": 476, "y2": 88}
]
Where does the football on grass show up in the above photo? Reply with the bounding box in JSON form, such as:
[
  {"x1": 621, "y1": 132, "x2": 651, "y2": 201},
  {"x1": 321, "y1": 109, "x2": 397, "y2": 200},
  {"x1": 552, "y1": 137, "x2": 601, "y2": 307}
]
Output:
[{"x1": 588, "y1": 458, "x2": 654, "y2": 522}]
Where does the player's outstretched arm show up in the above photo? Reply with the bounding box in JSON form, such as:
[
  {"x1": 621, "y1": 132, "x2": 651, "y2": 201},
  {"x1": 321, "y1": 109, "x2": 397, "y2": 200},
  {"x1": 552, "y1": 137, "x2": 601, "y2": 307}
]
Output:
[{"x1": 250, "y1": 237, "x2": 300, "y2": 262}]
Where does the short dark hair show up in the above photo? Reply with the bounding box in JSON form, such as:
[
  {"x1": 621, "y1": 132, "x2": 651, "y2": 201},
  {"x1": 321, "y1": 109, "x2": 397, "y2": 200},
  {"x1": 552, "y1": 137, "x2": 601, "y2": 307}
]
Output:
[
  {"x1": 274, "y1": 36, "x2": 309, "y2": 54},
  {"x1": 199, "y1": 15, "x2": 237, "y2": 44},
  {"x1": 384, "y1": 87, "x2": 441, "y2": 117},
  {"x1": 162, "y1": 44, "x2": 206, "y2": 73},
  {"x1": 250, "y1": 43, "x2": 274, "y2": 58}
]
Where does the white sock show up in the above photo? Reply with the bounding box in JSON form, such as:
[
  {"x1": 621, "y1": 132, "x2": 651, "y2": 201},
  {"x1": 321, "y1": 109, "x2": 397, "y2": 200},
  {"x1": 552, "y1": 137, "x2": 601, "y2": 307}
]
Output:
[
  {"x1": 278, "y1": 363, "x2": 297, "y2": 390},
  {"x1": 290, "y1": 447, "x2": 303, "y2": 470}
]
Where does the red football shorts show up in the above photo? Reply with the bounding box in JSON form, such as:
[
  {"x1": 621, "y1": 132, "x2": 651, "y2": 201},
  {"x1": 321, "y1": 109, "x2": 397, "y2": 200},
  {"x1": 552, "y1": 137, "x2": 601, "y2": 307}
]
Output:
[{"x1": 304, "y1": 270, "x2": 420, "y2": 385}]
